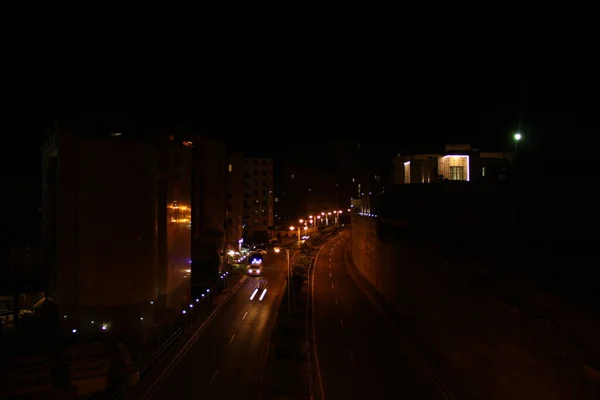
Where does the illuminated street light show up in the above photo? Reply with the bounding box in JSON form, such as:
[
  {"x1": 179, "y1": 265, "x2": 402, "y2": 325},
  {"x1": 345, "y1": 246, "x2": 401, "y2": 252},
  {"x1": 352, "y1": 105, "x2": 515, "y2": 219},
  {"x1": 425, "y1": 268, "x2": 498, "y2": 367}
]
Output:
[
  {"x1": 290, "y1": 226, "x2": 301, "y2": 248},
  {"x1": 513, "y1": 132, "x2": 522, "y2": 169}
]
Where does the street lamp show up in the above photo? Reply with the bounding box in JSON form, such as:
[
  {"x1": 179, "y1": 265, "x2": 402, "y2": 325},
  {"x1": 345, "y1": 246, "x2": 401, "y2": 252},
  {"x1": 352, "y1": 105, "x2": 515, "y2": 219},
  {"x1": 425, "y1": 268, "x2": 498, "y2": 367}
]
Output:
[
  {"x1": 513, "y1": 132, "x2": 522, "y2": 168},
  {"x1": 290, "y1": 226, "x2": 301, "y2": 248}
]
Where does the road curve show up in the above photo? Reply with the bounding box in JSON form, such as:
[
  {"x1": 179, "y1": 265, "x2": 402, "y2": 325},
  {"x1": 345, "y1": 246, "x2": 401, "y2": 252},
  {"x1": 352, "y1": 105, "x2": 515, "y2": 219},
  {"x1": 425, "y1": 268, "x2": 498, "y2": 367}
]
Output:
[{"x1": 310, "y1": 231, "x2": 448, "y2": 400}]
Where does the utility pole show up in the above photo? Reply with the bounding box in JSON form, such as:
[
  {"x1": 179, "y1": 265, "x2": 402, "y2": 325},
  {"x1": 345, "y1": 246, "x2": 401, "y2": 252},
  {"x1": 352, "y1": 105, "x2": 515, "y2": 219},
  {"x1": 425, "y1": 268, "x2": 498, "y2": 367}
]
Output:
[{"x1": 286, "y1": 249, "x2": 291, "y2": 314}]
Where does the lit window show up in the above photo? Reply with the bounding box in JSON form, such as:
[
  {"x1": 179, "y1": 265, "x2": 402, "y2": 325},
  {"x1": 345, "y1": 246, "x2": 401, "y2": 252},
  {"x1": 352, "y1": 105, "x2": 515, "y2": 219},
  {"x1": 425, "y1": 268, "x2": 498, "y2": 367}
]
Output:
[
  {"x1": 404, "y1": 162, "x2": 411, "y2": 184},
  {"x1": 228, "y1": 164, "x2": 233, "y2": 172}
]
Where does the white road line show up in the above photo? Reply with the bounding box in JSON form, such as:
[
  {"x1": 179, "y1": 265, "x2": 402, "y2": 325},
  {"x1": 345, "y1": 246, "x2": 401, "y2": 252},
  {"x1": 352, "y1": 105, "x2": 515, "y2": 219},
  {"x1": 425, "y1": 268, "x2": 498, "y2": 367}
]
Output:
[
  {"x1": 329, "y1": 272, "x2": 332, "y2": 278},
  {"x1": 348, "y1": 350, "x2": 357, "y2": 367},
  {"x1": 311, "y1": 237, "x2": 340, "y2": 400},
  {"x1": 331, "y1": 282, "x2": 335, "y2": 289},
  {"x1": 335, "y1": 297, "x2": 339, "y2": 306},
  {"x1": 339, "y1": 318, "x2": 344, "y2": 329},
  {"x1": 139, "y1": 275, "x2": 247, "y2": 399},
  {"x1": 229, "y1": 334, "x2": 235, "y2": 343},
  {"x1": 242, "y1": 311, "x2": 248, "y2": 320},
  {"x1": 328, "y1": 264, "x2": 331, "y2": 268},
  {"x1": 329, "y1": 258, "x2": 331, "y2": 261},
  {"x1": 209, "y1": 369, "x2": 219, "y2": 386}
]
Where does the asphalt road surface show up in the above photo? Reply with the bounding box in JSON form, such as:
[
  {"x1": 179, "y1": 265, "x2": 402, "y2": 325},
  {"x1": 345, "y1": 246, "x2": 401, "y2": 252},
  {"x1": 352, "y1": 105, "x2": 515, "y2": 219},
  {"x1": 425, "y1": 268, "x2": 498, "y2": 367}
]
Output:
[
  {"x1": 144, "y1": 248, "x2": 295, "y2": 400},
  {"x1": 311, "y1": 231, "x2": 448, "y2": 400}
]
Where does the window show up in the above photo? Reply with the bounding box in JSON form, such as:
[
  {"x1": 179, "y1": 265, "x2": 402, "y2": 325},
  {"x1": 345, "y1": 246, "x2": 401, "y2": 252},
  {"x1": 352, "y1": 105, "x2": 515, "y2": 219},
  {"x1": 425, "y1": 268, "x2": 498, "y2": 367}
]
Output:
[
  {"x1": 482, "y1": 167, "x2": 486, "y2": 177},
  {"x1": 228, "y1": 164, "x2": 232, "y2": 172},
  {"x1": 450, "y1": 166, "x2": 465, "y2": 180},
  {"x1": 404, "y1": 162, "x2": 411, "y2": 184}
]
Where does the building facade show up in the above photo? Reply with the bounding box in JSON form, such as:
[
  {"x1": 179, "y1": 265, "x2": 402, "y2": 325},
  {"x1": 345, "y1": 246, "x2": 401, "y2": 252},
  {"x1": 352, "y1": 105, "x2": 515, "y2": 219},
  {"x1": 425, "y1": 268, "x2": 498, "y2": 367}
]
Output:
[
  {"x1": 242, "y1": 158, "x2": 274, "y2": 242},
  {"x1": 226, "y1": 151, "x2": 244, "y2": 251},
  {"x1": 393, "y1": 144, "x2": 510, "y2": 184},
  {"x1": 274, "y1": 162, "x2": 338, "y2": 221},
  {"x1": 189, "y1": 135, "x2": 228, "y2": 292},
  {"x1": 42, "y1": 115, "x2": 192, "y2": 330}
]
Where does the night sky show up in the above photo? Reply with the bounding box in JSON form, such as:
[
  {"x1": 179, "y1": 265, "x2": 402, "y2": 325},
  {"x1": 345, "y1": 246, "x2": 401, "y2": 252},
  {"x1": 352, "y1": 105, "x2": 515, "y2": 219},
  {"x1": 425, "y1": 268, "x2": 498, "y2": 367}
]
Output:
[
  {"x1": 5, "y1": 76, "x2": 596, "y2": 178},
  {"x1": 1, "y1": 53, "x2": 597, "y2": 250}
]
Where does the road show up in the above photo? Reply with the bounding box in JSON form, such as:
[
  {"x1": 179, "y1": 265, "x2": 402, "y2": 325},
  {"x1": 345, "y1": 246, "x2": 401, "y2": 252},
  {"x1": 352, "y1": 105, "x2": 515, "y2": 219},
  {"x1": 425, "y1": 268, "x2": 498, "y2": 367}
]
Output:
[
  {"x1": 143, "y1": 247, "x2": 295, "y2": 400},
  {"x1": 310, "y1": 231, "x2": 448, "y2": 400}
]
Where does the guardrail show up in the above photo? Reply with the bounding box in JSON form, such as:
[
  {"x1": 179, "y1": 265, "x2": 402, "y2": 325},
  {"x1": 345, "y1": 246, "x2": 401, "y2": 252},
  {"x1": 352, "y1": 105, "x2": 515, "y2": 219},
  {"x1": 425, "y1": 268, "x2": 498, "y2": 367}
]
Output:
[{"x1": 108, "y1": 272, "x2": 231, "y2": 399}]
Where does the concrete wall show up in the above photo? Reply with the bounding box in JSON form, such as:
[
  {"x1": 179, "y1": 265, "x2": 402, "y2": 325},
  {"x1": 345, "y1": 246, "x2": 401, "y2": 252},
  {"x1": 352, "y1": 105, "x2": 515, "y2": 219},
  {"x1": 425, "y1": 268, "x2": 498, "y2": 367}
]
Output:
[{"x1": 351, "y1": 215, "x2": 598, "y2": 400}]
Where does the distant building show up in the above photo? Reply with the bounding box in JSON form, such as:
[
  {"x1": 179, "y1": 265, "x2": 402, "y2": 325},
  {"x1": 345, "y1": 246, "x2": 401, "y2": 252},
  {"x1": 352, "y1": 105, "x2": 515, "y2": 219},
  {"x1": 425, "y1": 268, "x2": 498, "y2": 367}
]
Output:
[
  {"x1": 42, "y1": 115, "x2": 192, "y2": 329},
  {"x1": 226, "y1": 151, "x2": 244, "y2": 251},
  {"x1": 392, "y1": 144, "x2": 510, "y2": 184},
  {"x1": 242, "y1": 158, "x2": 274, "y2": 242},
  {"x1": 275, "y1": 163, "x2": 338, "y2": 221}
]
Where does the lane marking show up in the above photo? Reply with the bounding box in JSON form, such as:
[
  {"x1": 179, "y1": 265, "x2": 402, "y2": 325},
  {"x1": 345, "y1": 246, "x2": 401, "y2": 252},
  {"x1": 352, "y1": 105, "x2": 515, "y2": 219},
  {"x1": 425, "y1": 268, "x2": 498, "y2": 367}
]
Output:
[
  {"x1": 331, "y1": 282, "x2": 335, "y2": 289},
  {"x1": 310, "y1": 236, "x2": 344, "y2": 400},
  {"x1": 329, "y1": 258, "x2": 331, "y2": 261},
  {"x1": 339, "y1": 318, "x2": 344, "y2": 329},
  {"x1": 329, "y1": 272, "x2": 332, "y2": 278},
  {"x1": 139, "y1": 275, "x2": 247, "y2": 399},
  {"x1": 209, "y1": 369, "x2": 219, "y2": 386},
  {"x1": 348, "y1": 350, "x2": 357, "y2": 367},
  {"x1": 229, "y1": 334, "x2": 235, "y2": 343},
  {"x1": 242, "y1": 311, "x2": 248, "y2": 320},
  {"x1": 328, "y1": 264, "x2": 331, "y2": 268},
  {"x1": 335, "y1": 297, "x2": 339, "y2": 306}
]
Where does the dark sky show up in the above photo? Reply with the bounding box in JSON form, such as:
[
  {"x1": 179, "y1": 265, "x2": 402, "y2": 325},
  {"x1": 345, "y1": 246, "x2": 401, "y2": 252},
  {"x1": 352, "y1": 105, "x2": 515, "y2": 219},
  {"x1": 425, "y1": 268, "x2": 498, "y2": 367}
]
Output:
[
  {"x1": 4, "y1": 67, "x2": 598, "y2": 179},
  {"x1": 2, "y1": 35, "x2": 599, "y2": 249}
]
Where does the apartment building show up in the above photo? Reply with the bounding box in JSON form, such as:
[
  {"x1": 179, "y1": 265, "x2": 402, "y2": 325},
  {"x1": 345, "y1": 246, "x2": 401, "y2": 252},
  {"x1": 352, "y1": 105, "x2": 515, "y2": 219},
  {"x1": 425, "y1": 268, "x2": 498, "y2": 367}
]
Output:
[
  {"x1": 242, "y1": 158, "x2": 274, "y2": 242},
  {"x1": 226, "y1": 151, "x2": 244, "y2": 250},
  {"x1": 189, "y1": 135, "x2": 228, "y2": 291},
  {"x1": 42, "y1": 114, "x2": 192, "y2": 330}
]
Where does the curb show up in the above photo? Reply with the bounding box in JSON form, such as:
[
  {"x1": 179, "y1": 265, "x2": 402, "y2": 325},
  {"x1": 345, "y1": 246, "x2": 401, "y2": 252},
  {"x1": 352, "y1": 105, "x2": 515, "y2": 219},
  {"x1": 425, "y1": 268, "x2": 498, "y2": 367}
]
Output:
[{"x1": 307, "y1": 232, "x2": 346, "y2": 400}]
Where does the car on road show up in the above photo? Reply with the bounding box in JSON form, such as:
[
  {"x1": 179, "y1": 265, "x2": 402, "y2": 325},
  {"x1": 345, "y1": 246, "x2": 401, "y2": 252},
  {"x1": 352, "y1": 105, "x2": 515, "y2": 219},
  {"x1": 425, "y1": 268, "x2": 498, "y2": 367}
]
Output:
[
  {"x1": 253, "y1": 248, "x2": 267, "y2": 256},
  {"x1": 247, "y1": 254, "x2": 264, "y2": 276}
]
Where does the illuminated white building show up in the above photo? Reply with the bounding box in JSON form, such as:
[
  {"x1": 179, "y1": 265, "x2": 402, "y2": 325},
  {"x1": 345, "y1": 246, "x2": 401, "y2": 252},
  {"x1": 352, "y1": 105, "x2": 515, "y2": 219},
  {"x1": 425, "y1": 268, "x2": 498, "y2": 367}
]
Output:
[{"x1": 393, "y1": 144, "x2": 510, "y2": 184}]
